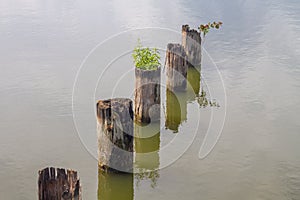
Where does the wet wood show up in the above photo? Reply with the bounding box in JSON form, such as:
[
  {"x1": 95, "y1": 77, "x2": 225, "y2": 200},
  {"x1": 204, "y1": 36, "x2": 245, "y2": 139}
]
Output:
[
  {"x1": 134, "y1": 67, "x2": 161, "y2": 124},
  {"x1": 182, "y1": 24, "x2": 202, "y2": 68},
  {"x1": 165, "y1": 43, "x2": 188, "y2": 92},
  {"x1": 96, "y1": 98, "x2": 134, "y2": 173},
  {"x1": 38, "y1": 167, "x2": 81, "y2": 200}
]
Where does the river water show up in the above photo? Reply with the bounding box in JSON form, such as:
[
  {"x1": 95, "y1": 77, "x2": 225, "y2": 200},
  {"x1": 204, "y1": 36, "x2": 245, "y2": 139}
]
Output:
[{"x1": 1, "y1": 0, "x2": 300, "y2": 199}]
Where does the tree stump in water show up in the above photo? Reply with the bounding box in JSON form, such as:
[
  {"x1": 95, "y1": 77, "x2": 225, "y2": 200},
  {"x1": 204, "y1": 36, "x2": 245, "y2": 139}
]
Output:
[
  {"x1": 134, "y1": 67, "x2": 161, "y2": 124},
  {"x1": 182, "y1": 24, "x2": 202, "y2": 68},
  {"x1": 96, "y1": 98, "x2": 134, "y2": 173},
  {"x1": 38, "y1": 167, "x2": 81, "y2": 200},
  {"x1": 165, "y1": 43, "x2": 188, "y2": 92}
]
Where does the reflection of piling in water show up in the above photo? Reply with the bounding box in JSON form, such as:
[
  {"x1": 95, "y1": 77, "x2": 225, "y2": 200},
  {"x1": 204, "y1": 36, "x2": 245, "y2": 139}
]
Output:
[
  {"x1": 134, "y1": 67, "x2": 161, "y2": 123},
  {"x1": 98, "y1": 168, "x2": 133, "y2": 200},
  {"x1": 187, "y1": 66, "x2": 201, "y2": 98},
  {"x1": 96, "y1": 98, "x2": 134, "y2": 173},
  {"x1": 134, "y1": 122, "x2": 160, "y2": 187},
  {"x1": 134, "y1": 122, "x2": 160, "y2": 170},
  {"x1": 165, "y1": 89, "x2": 187, "y2": 133},
  {"x1": 38, "y1": 167, "x2": 81, "y2": 200},
  {"x1": 182, "y1": 25, "x2": 201, "y2": 68},
  {"x1": 165, "y1": 43, "x2": 188, "y2": 92}
]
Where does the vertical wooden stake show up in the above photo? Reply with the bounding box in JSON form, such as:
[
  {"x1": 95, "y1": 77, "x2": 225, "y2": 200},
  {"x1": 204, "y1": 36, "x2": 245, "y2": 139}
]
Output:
[
  {"x1": 182, "y1": 24, "x2": 202, "y2": 68},
  {"x1": 165, "y1": 43, "x2": 188, "y2": 92},
  {"x1": 97, "y1": 98, "x2": 134, "y2": 173},
  {"x1": 134, "y1": 67, "x2": 161, "y2": 124},
  {"x1": 38, "y1": 167, "x2": 81, "y2": 200}
]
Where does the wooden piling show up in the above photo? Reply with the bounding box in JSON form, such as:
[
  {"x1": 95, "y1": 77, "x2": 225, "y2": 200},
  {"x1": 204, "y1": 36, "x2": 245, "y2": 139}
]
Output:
[
  {"x1": 182, "y1": 24, "x2": 202, "y2": 68},
  {"x1": 165, "y1": 43, "x2": 188, "y2": 92},
  {"x1": 38, "y1": 167, "x2": 81, "y2": 200},
  {"x1": 134, "y1": 67, "x2": 161, "y2": 124},
  {"x1": 96, "y1": 98, "x2": 134, "y2": 173}
]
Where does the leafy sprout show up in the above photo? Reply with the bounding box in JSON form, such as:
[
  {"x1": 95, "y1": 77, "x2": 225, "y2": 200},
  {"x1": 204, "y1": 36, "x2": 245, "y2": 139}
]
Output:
[
  {"x1": 132, "y1": 39, "x2": 161, "y2": 70},
  {"x1": 198, "y1": 21, "x2": 223, "y2": 37}
]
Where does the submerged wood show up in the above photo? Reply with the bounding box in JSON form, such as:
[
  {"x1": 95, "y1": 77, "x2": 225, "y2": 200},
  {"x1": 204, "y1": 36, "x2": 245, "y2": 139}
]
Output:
[
  {"x1": 134, "y1": 67, "x2": 161, "y2": 124},
  {"x1": 96, "y1": 98, "x2": 134, "y2": 173},
  {"x1": 182, "y1": 24, "x2": 202, "y2": 68},
  {"x1": 38, "y1": 167, "x2": 81, "y2": 200},
  {"x1": 165, "y1": 43, "x2": 188, "y2": 92}
]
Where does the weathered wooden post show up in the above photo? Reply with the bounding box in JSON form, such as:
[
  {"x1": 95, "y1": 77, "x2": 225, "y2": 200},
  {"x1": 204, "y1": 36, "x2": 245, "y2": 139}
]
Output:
[
  {"x1": 98, "y1": 168, "x2": 133, "y2": 200},
  {"x1": 165, "y1": 89, "x2": 188, "y2": 133},
  {"x1": 182, "y1": 24, "x2": 202, "y2": 68},
  {"x1": 165, "y1": 43, "x2": 188, "y2": 92},
  {"x1": 134, "y1": 67, "x2": 161, "y2": 124},
  {"x1": 96, "y1": 98, "x2": 134, "y2": 173},
  {"x1": 38, "y1": 167, "x2": 81, "y2": 200}
]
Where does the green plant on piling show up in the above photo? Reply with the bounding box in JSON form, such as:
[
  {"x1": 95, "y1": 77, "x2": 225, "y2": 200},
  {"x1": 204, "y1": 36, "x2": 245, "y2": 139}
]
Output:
[
  {"x1": 198, "y1": 21, "x2": 223, "y2": 37},
  {"x1": 132, "y1": 40, "x2": 161, "y2": 70}
]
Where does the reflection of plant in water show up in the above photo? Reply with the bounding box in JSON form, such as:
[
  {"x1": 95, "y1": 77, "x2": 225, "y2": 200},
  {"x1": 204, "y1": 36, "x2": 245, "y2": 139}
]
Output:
[
  {"x1": 197, "y1": 90, "x2": 220, "y2": 108},
  {"x1": 135, "y1": 169, "x2": 160, "y2": 188}
]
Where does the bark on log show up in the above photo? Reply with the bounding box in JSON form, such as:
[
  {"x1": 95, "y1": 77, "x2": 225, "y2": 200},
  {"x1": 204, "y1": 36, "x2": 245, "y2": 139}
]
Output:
[
  {"x1": 96, "y1": 98, "x2": 134, "y2": 173},
  {"x1": 134, "y1": 67, "x2": 161, "y2": 124},
  {"x1": 38, "y1": 167, "x2": 81, "y2": 200},
  {"x1": 165, "y1": 43, "x2": 188, "y2": 92},
  {"x1": 182, "y1": 24, "x2": 202, "y2": 68}
]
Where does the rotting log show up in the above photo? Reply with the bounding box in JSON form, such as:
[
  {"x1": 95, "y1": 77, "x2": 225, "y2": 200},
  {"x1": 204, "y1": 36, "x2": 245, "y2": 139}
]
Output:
[
  {"x1": 38, "y1": 167, "x2": 81, "y2": 200},
  {"x1": 96, "y1": 98, "x2": 134, "y2": 173},
  {"x1": 134, "y1": 67, "x2": 161, "y2": 124},
  {"x1": 165, "y1": 43, "x2": 188, "y2": 92},
  {"x1": 182, "y1": 24, "x2": 202, "y2": 68}
]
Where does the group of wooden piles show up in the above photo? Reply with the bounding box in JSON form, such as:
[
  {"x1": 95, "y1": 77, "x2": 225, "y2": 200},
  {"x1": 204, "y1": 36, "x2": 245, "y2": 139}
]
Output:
[{"x1": 37, "y1": 25, "x2": 201, "y2": 200}]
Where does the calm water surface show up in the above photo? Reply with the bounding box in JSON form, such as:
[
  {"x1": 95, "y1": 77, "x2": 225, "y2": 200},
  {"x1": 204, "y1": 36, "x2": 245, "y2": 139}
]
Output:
[{"x1": 1, "y1": 0, "x2": 300, "y2": 199}]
